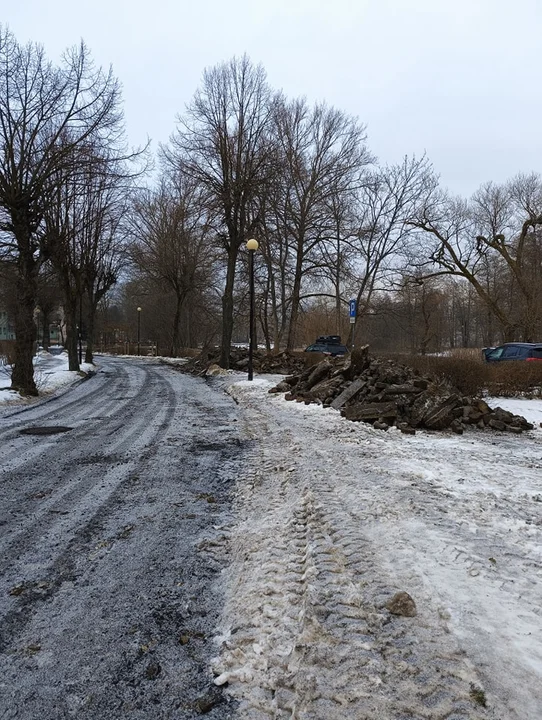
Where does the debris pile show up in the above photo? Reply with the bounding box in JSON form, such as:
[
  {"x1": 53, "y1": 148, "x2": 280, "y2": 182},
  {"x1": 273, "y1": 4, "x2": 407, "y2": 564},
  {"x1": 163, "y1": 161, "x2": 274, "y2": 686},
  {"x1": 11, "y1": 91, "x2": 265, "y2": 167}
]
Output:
[
  {"x1": 173, "y1": 348, "x2": 308, "y2": 377},
  {"x1": 269, "y1": 345, "x2": 533, "y2": 434}
]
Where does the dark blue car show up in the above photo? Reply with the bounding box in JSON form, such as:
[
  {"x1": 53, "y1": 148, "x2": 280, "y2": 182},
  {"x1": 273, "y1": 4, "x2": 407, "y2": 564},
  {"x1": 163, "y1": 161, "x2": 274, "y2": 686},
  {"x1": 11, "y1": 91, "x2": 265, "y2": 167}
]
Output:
[
  {"x1": 305, "y1": 335, "x2": 348, "y2": 356},
  {"x1": 482, "y1": 342, "x2": 542, "y2": 362}
]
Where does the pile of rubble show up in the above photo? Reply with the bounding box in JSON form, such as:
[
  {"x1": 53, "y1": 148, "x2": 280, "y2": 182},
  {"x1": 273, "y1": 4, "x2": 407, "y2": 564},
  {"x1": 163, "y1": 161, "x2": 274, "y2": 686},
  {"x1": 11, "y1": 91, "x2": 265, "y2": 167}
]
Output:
[
  {"x1": 172, "y1": 348, "x2": 308, "y2": 377},
  {"x1": 269, "y1": 346, "x2": 534, "y2": 434}
]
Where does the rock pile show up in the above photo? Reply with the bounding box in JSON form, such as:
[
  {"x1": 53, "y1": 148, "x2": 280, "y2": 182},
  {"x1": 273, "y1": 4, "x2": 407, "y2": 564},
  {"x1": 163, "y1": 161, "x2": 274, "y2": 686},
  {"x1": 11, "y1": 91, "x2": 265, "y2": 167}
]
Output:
[
  {"x1": 173, "y1": 348, "x2": 307, "y2": 377},
  {"x1": 269, "y1": 345, "x2": 533, "y2": 434}
]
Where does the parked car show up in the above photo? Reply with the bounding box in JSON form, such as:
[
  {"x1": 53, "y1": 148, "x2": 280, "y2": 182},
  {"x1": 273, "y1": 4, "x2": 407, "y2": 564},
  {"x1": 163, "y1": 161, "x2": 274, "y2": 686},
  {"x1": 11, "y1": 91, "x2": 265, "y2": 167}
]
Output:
[
  {"x1": 482, "y1": 342, "x2": 542, "y2": 362},
  {"x1": 305, "y1": 335, "x2": 348, "y2": 356}
]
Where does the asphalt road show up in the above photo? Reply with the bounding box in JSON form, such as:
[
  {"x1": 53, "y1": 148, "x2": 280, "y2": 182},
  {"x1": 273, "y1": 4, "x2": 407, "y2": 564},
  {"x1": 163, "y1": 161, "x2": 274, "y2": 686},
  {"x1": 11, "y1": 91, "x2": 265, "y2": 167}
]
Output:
[{"x1": 0, "y1": 357, "x2": 243, "y2": 719}]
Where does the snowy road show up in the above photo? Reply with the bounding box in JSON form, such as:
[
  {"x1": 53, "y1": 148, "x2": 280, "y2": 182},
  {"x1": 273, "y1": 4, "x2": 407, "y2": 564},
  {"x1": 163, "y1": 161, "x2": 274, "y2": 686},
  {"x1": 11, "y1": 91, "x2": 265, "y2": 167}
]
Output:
[
  {"x1": 0, "y1": 357, "x2": 242, "y2": 719},
  {"x1": 214, "y1": 376, "x2": 542, "y2": 720}
]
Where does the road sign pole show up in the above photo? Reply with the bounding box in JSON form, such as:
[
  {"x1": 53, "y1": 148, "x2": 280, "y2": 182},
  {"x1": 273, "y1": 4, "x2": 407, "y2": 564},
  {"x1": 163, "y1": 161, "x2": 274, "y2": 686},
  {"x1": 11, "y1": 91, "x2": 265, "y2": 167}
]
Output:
[{"x1": 349, "y1": 299, "x2": 357, "y2": 351}]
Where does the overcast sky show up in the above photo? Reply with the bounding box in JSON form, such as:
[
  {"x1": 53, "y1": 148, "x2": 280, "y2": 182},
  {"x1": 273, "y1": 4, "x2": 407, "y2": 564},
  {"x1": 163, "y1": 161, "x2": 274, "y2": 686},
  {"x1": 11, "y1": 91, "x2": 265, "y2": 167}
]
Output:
[{"x1": 5, "y1": 0, "x2": 542, "y2": 195}]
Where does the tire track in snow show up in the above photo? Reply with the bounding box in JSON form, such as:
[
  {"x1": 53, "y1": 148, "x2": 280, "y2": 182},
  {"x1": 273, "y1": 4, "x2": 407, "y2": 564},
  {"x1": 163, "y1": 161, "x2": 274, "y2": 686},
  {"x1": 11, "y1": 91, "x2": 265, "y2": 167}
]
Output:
[
  {"x1": 215, "y1": 380, "x2": 498, "y2": 719},
  {"x1": 0, "y1": 361, "x2": 174, "y2": 554},
  {"x1": 0, "y1": 360, "x2": 178, "y2": 646},
  {"x1": 0, "y1": 362, "x2": 242, "y2": 720},
  {"x1": 0, "y1": 360, "x2": 133, "y2": 480}
]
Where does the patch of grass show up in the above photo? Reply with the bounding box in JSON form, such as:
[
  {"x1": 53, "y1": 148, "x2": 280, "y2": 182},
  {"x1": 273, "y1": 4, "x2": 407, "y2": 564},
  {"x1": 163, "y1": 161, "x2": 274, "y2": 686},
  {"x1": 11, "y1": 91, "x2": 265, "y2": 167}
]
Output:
[{"x1": 470, "y1": 683, "x2": 488, "y2": 707}]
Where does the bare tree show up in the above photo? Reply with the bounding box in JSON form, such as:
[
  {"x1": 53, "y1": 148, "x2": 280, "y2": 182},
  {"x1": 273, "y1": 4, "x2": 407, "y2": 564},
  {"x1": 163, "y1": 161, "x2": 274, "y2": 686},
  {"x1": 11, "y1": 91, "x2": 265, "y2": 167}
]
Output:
[
  {"x1": 165, "y1": 55, "x2": 275, "y2": 367},
  {"x1": 42, "y1": 143, "x2": 131, "y2": 368},
  {"x1": 80, "y1": 172, "x2": 128, "y2": 364},
  {"x1": 255, "y1": 178, "x2": 294, "y2": 351},
  {"x1": 0, "y1": 27, "x2": 130, "y2": 393},
  {"x1": 471, "y1": 175, "x2": 542, "y2": 340},
  {"x1": 36, "y1": 263, "x2": 62, "y2": 351},
  {"x1": 409, "y1": 172, "x2": 542, "y2": 342},
  {"x1": 319, "y1": 187, "x2": 359, "y2": 336},
  {"x1": 344, "y1": 155, "x2": 434, "y2": 341},
  {"x1": 129, "y1": 176, "x2": 214, "y2": 356},
  {"x1": 271, "y1": 97, "x2": 371, "y2": 350},
  {"x1": 43, "y1": 158, "x2": 88, "y2": 370}
]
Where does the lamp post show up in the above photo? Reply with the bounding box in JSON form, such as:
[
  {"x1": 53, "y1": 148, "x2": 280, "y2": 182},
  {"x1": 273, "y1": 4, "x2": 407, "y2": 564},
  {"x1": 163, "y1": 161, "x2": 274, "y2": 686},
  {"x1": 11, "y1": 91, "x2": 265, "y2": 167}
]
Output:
[
  {"x1": 137, "y1": 307, "x2": 141, "y2": 356},
  {"x1": 78, "y1": 295, "x2": 83, "y2": 364},
  {"x1": 246, "y1": 239, "x2": 259, "y2": 381}
]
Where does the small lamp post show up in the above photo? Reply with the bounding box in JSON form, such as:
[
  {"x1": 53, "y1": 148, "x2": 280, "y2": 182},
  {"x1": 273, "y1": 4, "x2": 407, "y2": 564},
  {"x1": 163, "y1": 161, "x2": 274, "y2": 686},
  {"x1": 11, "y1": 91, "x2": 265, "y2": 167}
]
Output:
[
  {"x1": 137, "y1": 307, "x2": 141, "y2": 356},
  {"x1": 246, "y1": 239, "x2": 259, "y2": 381},
  {"x1": 78, "y1": 296, "x2": 83, "y2": 364}
]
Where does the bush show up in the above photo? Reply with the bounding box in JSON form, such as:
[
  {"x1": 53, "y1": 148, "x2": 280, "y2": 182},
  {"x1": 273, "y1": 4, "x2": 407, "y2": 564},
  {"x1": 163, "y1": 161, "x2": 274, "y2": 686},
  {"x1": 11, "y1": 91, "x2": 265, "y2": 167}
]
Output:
[
  {"x1": 398, "y1": 355, "x2": 487, "y2": 397},
  {"x1": 485, "y1": 362, "x2": 542, "y2": 397},
  {"x1": 378, "y1": 351, "x2": 542, "y2": 398}
]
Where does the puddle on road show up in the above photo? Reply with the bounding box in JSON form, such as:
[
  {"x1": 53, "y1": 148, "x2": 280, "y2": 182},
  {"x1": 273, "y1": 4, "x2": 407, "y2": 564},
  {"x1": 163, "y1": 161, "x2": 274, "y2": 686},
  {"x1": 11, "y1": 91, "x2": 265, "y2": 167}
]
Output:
[{"x1": 20, "y1": 426, "x2": 72, "y2": 436}]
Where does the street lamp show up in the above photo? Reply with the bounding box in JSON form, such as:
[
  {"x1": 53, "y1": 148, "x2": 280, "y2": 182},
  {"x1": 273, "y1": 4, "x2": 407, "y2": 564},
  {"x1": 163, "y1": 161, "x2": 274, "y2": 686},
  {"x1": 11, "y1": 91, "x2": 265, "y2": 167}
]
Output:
[
  {"x1": 78, "y1": 295, "x2": 83, "y2": 364},
  {"x1": 137, "y1": 307, "x2": 141, "y2": 356},
  {"x1": 246, "y1": 239, "x2": 259, "y2": 381}
]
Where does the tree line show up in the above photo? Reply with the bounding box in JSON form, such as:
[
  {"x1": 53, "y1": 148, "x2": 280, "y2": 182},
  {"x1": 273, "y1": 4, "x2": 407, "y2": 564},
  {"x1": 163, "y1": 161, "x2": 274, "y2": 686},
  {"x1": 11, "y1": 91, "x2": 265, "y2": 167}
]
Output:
[{"x1": 1, "y1": 27, "x2": 542, "y2": 395}]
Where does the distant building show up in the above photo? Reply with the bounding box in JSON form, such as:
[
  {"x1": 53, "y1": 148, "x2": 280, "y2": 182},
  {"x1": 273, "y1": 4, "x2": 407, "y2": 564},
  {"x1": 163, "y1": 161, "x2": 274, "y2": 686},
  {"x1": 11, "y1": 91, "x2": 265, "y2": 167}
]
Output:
[
  {"x1": 0, "y1": 307, "x2": 64, "y2": 346},
  {"x1": 0, "y1": 309, "x2": 15, "y2": 341}
]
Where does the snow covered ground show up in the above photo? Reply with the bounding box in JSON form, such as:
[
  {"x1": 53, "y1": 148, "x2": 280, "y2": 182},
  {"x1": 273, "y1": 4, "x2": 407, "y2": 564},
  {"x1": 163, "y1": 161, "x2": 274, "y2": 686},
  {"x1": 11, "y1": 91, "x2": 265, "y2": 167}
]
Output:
[
  {"x1": 2, "y1": 357, "x2": 541, "y2": 717},
  {"x1": 211, "y1": 374, "x2": 542, "y2": 719},
  {"x1": 0, "y1": 352, "x2": 186, "y2": 407},
  {"x1": 0, "y1": 351, "x2": 94, "y2": 406}
]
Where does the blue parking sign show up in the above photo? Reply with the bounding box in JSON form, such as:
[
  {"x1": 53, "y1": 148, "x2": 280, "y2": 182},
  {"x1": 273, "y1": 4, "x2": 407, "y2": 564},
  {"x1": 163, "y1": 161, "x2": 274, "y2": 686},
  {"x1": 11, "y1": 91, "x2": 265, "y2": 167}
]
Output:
[{"x1": 349, "y1": 299, "x2": 357, "y2": 318}]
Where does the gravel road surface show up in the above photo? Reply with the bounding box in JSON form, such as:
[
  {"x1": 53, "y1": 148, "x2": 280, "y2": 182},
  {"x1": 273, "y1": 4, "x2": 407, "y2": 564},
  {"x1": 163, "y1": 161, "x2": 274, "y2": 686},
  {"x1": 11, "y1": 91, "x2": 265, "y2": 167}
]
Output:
[{"x1": 0, "y1": 357, "x2": 242, "y2": 719}]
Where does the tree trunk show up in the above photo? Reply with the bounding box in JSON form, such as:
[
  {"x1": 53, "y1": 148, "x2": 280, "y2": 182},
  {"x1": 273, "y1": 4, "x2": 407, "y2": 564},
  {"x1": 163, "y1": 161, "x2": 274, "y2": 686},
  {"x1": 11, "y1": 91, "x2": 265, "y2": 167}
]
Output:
[
  {"x1": 85, "y1": 303, "x2": 96, "y2": 364},
  {"x1": 63, "y1": 295, "x2": 80, "y2": 371},
  {"x1": 501, "y1": 323, "x2": 515, "y2": 343},
  {"x1": 11, "y1": 247, "x2": 38, "y2": 395},
  {"x1": 219, "y1": 247, "x2": 238, "y2": 368},
  {"x1": 263, "y1": 254, "x2": 279, "y2": 352},
  {"x1": 335, "y1": 235, "x2": 341, "y2": 335},
  {"x1": 261, "y1": 279, "x2": 272, "y2": 352},
  {"x1": 42, "y1": 310, "x2": 51, "y2": 351},
  {"x1": 286, "y1": 252, "x2": 304, "y2": 351},
  {"x1": 171, "y1": 294, "x2": 182, "y2": 357},
  {"x1": 522, "y1": 300, "x2": 537, "y2": 342},
  {"x1": 185, "y1": 304, "x2": 192, "y2": 349}
]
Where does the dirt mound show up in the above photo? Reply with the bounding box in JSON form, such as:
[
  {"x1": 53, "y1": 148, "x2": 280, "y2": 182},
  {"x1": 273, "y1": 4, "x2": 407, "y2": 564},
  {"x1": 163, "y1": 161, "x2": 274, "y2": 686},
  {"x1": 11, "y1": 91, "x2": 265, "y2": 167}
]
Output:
[{"x1": 268, "y1": 345, "x2": 533, "y2": 434}]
